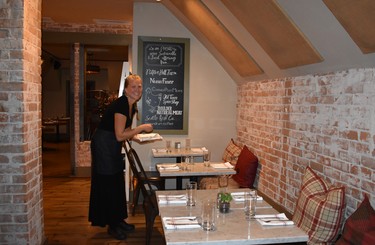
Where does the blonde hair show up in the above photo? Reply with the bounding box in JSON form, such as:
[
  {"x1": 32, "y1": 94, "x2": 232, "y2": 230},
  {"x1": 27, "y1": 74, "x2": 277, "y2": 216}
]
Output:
[
  {"x1": 124, "y1": 74, "x2": 142, "y2": 90},
  {"x1": 124, "y1": 74, "x2": 142, "y2": 120}
]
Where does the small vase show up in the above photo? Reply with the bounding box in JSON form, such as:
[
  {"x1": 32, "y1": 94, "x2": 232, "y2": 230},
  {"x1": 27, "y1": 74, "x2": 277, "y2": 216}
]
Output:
[{"x1": 218, "y1": 201, "x2": 230, "y2": 213}]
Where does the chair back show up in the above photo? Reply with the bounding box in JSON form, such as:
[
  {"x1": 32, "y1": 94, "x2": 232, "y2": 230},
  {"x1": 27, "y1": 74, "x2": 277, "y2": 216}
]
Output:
[{"x1": 123, "y1": 140, "x2": 158, "y2": 210}]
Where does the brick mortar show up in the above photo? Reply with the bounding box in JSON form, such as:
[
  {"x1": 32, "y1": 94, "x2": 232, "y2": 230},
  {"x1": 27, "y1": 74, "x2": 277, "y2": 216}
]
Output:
[{"x1": 237, "y1": 68, "x2": 375, "y2": 219}]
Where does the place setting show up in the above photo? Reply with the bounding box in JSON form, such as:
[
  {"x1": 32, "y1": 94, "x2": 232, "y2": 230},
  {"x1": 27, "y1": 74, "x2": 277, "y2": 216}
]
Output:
[
  {"x1": 157, "y1": 163, "x2": 180, "y2": 171},
  {"x1": 158, "y1": 194, "x2": 187, "y2": 205},
  {"x1": 254, "y1": 213, "x2": 294, "y2": 226},
  {"x1": 162, "y1": 216, "x2": 201, "y2": 230},
  {"x1": 230, "y1": 191, "x2": 263, "y2": 202},
  {"x1": 209, "y1": 162, "x2": 234, "y2": 169}
]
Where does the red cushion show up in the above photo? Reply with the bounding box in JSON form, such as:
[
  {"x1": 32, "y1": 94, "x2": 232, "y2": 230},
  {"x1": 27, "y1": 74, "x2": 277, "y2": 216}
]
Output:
[
  {"x1": 292, "y1": 167, "x2": 345, "y2": 244},
  {"x1": 335, "y1": 195, "x2": 375, "y2": 245},
  {"x1": 231, "y1": 145, "x2": 258, "y2": 188}
]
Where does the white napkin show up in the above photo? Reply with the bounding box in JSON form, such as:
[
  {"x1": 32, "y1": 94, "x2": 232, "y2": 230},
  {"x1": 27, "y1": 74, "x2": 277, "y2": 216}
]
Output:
[
  {"x1": 191, "y1": 148, "x2": 203, "y2": 153},
  {"x1": 163, "y1": 217, "x2": 200, "y2": 230},
  {"x1": 231, "y1": 192, "x2": 263, "y2": 202},
  {"x1": 255, "y1": 213, "x2": 294, "y2": 226},
  {"x1": 153, "y1": 148, "x2": 167, "y2": 153},
  {"x1": 210, "y1": 162, "x2": 234, "y2": 169},
  {"x1": 157, "y1": 164, "x2": 180, "y2": 171},
  {"x1": 158, "y1": 195, "x2": 187, "y2": 204},
  {"x1": 135, "y1": 133, "x2": 162, "y2": 142}
]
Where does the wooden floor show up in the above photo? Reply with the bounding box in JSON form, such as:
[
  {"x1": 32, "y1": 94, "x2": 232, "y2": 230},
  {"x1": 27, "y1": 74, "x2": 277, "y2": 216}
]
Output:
[{"x1": 42, "y1": 141, "x2": 166, "y2": 245}]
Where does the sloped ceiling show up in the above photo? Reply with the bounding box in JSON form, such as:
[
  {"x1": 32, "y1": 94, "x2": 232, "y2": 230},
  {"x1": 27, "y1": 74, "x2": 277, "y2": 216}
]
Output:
[{"x1": 42, "y1": 0, "x2": 375, "y2": 83}]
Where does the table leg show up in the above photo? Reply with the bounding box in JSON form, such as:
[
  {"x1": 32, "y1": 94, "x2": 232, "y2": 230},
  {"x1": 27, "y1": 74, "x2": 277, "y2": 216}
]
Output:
[
  {"x1": 176, "y1": 156, "x2": 182, "y2": 190},
  {"x1": 176, "y1": 177, "x2": 183, "y2": 190}
]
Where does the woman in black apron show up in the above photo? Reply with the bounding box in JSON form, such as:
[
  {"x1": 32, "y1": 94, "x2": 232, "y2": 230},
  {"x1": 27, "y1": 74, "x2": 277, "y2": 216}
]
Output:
[{"x1": 89, "y1": 74, "x2": 153, "y2": 240}]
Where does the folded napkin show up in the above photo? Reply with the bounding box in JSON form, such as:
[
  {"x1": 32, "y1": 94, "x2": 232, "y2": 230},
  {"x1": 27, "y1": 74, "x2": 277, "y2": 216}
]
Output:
[
  {"x1": 158, "y1": 194, "x2": 187, "y2": 204},
  {"x1": 191, "y1": 148, "x2": 203, "y2": 153},
  {"x1": 231, "y1": 192, "x2": 263, "y2": 202},
  {"x1": 135, "y1": 133, "x2": 163, "y2": 142},
  {"x1": 153, "y1": 148, "x2": 167, "y2": 153},
  {"x1": 255, "y1": 213, "x2": 294, "y2": 226},
  {"x1": 210, "y1": 162, "x2": 234, "y2": 169},
  {"x1": 157, "y1": 164, "x2": 180, "y2": 171},
  {"x1": 163, "y1": 216, "x2": 200, "y2": 230}
]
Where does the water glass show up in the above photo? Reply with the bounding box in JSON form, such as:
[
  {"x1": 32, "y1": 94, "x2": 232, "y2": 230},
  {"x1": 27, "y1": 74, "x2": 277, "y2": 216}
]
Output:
[
  {"x1": 185, "y1": 138, "x2": 191, "y2": 150},
  {"x1": 203, "y1": 150, "x2": 211, "y2": 166},
  {"x1": 201, "y1": 200, "x2": 216, "y2": 231},
  {"x1": 218, "y1": 175, "x2": 228, "y2": 189},
  {"x1": 165, "y1": 140, "x2": 171, "y2": 153},
  {"x1": 186, "y1": 181, "x2": 197, "y2": 206},
  {"x1": 244, "y1": 189, "x2": 257, "y2": 220}
]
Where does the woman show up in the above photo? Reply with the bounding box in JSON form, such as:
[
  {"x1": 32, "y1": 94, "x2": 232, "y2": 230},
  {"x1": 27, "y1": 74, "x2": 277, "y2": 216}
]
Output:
[{"x1": 89, "y1": 74, "x2": 153, "y2": 240}]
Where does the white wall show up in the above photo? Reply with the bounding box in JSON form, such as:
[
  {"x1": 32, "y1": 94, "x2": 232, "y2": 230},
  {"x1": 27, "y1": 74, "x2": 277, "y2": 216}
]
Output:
[{"x1": 132, "y1": 3, "x2": 237, "y2": 173}]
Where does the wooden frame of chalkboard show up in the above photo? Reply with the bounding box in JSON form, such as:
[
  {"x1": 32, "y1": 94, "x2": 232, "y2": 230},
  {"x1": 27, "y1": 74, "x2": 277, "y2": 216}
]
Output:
[{"x1": 138, "y1": 36, "x2": 190, "y2": 135}]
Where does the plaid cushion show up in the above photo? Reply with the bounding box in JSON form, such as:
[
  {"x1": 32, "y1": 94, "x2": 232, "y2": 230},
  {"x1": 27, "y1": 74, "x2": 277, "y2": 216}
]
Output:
[
  {"x1": 222, "y1": 139, "x2": 242, "y2": 165},
  {"x1": 335, "y1": 195, "x2": 375, "y2": 245},
  {"x1": 292, "y1": 167, "x2": 345, "y2": 244}
]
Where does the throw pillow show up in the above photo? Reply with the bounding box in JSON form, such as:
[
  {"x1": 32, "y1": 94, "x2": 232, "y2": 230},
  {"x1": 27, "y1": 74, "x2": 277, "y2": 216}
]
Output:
[
  {"x1": 231, "y1": 145, "x2": 258, "y2": 188},
  {"x1": 335, "y1": 195, "x2": 375, "y2": 245},
  {"x1": 292, "y1": 167, "x2": 345, "y2": 244},
  {"x1": 222, "y1": 139, "x2": 242, "y2": 165}
]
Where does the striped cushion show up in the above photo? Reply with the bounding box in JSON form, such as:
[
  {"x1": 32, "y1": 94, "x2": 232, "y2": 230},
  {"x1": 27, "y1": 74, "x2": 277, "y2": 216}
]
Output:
[
  {"x1": 222, "y1": 139, "x2": 241, "y2": 165},
  {"x1": 292, "y1": 167, "x2": 345, "y2": 244}
]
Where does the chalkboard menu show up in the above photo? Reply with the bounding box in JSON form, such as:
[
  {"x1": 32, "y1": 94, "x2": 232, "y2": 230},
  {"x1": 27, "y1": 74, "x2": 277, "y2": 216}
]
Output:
[{"x1": 138, "y1": 36, "x2": 190, "y2": 134}]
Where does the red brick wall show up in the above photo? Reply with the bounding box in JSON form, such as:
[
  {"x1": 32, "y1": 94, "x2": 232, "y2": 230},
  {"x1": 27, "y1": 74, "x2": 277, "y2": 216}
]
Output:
[
  {"x1": 237, "y1": 68, "x2": 375, "y2": 218},
  {"x1": 0, "y1": 0, "x2": 44, "y2": 244}
]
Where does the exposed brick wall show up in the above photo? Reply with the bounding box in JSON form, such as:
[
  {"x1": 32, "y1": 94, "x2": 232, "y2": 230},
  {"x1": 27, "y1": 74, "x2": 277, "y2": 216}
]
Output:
[
  {"x1": 42, "y1": 22, "x2": 132, "y2": 34},
  {"x1": 0, "y1": 0, "x2": 44, "y2": 244},
  {"x1": 237, "y1": 68, "x2": 375, "y2": 219}
]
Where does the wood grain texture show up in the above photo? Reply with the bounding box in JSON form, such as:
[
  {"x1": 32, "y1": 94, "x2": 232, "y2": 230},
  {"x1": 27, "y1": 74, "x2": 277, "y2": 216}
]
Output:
[
  {"x1": 323, "y1": 0, "x2": 375, "y2": 54},
  {"x1": 42, "y1": 142, "x2": 165, "y2": 244},
  {"x1": 222, "y1": 0, "x2": 323, "y2": 69}
]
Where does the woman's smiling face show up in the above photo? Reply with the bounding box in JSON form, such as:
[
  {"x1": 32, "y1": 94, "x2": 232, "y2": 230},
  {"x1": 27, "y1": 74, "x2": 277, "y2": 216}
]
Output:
[{"x1": 125, "y1": 76, "x2": 143, "y2": 102}]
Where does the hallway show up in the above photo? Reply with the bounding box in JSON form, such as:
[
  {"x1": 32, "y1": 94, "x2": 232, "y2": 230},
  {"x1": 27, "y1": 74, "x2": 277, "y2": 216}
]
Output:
[{"x1": 42, "y1": 142, "x2": 165, "y2": 244}]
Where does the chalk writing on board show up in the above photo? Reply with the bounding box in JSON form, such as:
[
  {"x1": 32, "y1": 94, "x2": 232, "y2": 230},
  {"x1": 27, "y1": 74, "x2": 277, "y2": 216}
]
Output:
[{"x1": 141, "y1": 41, "x2": 185, "y2": 130}]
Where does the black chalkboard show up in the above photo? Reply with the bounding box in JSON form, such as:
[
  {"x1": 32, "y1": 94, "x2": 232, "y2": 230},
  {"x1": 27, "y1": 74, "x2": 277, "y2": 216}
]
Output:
[{"x1": 138, "y1": 36, "x2": 190, "y2": 134}]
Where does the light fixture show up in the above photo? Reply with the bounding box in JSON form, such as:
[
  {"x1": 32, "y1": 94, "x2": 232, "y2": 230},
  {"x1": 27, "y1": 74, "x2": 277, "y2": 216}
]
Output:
[{"x1": 86, "y1": 53, "x2": 100, "y2": 74}]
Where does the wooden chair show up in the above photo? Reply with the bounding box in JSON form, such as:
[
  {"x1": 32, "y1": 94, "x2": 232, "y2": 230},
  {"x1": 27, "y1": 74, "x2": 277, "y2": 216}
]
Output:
[
  {"x1": 131, "y1": 170, "x2": 165, "y2": 216},
  {"x1": 123, "y1": 141, "x2": 159, "y2": 245}
]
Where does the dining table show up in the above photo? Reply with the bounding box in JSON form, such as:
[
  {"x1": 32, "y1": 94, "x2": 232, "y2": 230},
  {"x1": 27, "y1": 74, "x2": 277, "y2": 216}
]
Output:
[
  {"x1": 152, "y1": 147, "x2": 207, "y2": 189},
  {"x1": 156, "y1": 189, "x2": 308, "y2": 245},
  {"x1": 156, "y1": 162, "x2": 236, "y2": 190}
]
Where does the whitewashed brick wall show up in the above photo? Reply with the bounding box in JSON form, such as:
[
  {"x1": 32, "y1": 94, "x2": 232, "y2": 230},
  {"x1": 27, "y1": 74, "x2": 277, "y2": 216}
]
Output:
[
  {"x1": 0, "y1": 0, "x2": 44, "y2": 244},
  {"x1": 237, "y1": 68, "x2": 375, "y2": 218}
]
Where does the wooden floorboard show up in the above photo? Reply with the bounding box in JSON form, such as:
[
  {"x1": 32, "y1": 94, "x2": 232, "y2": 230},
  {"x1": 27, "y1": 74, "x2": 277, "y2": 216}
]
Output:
[{"x1": 42, "y1": 141, "x2": 166, "y2": 245}]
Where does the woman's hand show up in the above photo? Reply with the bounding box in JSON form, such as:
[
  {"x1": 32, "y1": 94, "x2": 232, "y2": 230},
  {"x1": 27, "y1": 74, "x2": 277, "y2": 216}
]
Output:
[{"x1": 139, "y1": 123, "x2": 153, "y2": 133}]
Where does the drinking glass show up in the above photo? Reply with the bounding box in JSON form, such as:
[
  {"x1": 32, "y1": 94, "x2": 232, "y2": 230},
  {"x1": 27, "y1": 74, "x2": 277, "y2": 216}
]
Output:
[
  {"x1": 218, "y1": 175, "x2": 228, "y2": 191},
  {"x1": 165, "y1": 140, "x2": 171, "y2": 153},
  {"x1": 244, "y1": 189, "x2": 257, "y2": 220},
  {"x1": 203, "y1": 150, "x2": 211, "y2": 166},
  {"x1": 201, "y1": 199, "x2": 216, "y2": 231},
  {"x1": 186, "y1": 181, "x2": 197, "y2": 206},
  {"x1": 185, "y1": 138, "x2": 191, "y2": 150}
]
